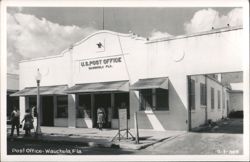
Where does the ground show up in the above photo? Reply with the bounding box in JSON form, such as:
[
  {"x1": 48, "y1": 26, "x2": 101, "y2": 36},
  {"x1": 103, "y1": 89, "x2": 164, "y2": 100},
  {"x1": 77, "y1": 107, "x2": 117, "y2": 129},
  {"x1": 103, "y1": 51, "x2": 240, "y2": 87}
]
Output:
[
  {"x1": 137, "y1": 118, "x2": 243, "y2": 155},
  {"x1": 7, "y1": 118, "x2": 243, "y2": 155}
]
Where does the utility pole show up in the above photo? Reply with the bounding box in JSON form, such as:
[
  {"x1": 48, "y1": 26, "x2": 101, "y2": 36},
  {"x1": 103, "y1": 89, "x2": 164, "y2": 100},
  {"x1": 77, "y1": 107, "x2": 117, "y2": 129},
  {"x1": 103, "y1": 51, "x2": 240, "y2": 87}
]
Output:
[{"x1": 102, "y1": 7, "x2": 104, "y2": 30}]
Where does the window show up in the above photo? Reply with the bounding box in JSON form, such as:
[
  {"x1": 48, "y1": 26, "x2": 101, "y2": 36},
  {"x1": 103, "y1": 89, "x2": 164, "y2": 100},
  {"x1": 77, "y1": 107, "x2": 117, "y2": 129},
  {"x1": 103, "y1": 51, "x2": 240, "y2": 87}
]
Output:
[
  {"x1": 77, "y1": 94, "x2": 91, "y2": 118},
  {"x1": 155, "y1": 89, "x2": 169, "y2": 110},
  {"x1": 211, "y1": 87, "x2": 215, "y2": 109},
  {"x1": 140, "y1": 89, "x2": 169, "y2": 111},
  {"x1": 57, "y1": 95, "x2": 68, "y2": 118},
  {"x1": 218, "y1": 90, "x2": 221, "y2": 109},
  {"x1": 200, "y1": 83, "x2": 206, "y2": 106},
  {"x1": 114, "y1": 93, "x2": 130, "y2": 119},
  {"x1": 140, "y1": 89, "x2": 153, "y2": 111},
  {"x1": 189, "y1": 79, "x2": 195, "y2": 110}
]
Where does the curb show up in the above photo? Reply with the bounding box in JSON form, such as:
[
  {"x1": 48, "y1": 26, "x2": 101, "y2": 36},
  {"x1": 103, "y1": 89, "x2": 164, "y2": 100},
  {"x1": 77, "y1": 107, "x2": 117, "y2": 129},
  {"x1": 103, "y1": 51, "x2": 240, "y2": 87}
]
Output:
[
  {"x1": 112, "y1": 137, "x2": 172, "y2": 150},
  {"x1": 7, "y1": 133, "x2": 185, "y2": 150}
]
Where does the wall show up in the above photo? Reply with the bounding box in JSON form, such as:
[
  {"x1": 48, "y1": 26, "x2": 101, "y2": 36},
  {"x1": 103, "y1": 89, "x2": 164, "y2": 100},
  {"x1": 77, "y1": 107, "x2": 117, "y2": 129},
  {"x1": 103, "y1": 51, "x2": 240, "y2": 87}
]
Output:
[
  {"x1": 221, "y1": 72, "x2": 243, "y2": 85},
  {"x1": 206, "y1": 77, "x2": 224, "y2": 122},
  {"x1": 190, "y1": 75, "x2": 206, "y2": 128},
  {"x1": 17, "y1": 28, "x2": 243, "y2": 131},
  {"x1": 146, "y1": 27, "x2": 243, "y2": 77},
  {"x1": 19, "y1": 30, "x2": 147, "y2": 128},
  {"x1": 71, "y1": 31, "x2": 147, "y2": 85},
  {"x1": 229, "y1": 91, "x2": 243, "y2": 112},
  {"x1": 19, "y1": 53, "x2": 71, "y2": 89},
  {"x1": 130, "y1": 79, "x2": 188, "y2": 131},
  {"x1": 222, "y1": 87, "x2": 230, "y2": 118},
  {"x1": 189, "y1": 75, "x2": 229, "y2": 129},
  {"x1": 144, "y1": 27, "x2": 243, "y2": 130},
  {"x1": 7, "y1": 73, "x2": 19, "y2": 90}
]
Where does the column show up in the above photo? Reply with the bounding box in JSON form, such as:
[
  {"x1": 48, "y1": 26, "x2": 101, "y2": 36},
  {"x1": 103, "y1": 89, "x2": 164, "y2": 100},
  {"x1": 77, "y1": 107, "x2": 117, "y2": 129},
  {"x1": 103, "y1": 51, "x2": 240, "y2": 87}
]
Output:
[
  {"x1": 20, "y1": 97, "x2": 27, "y2": 124},
  {"x1": 75, "y1": 94, "x2": 79, "y2": 127},
  {"x1": 152, "y1": 89, "x2": 156, "y2": 110},
  {"x1": 53, "y1": 95, "x2": 57, "y2": 122},
  {"x1": 111, "y1": 93, "x2": 115, "y2": 128},
  {"x1": 91, "y1": 94, "x2": 95, "y2": 128},
  {"x1": 68, "y1": 94, "x2": 76, "y2": 128}
]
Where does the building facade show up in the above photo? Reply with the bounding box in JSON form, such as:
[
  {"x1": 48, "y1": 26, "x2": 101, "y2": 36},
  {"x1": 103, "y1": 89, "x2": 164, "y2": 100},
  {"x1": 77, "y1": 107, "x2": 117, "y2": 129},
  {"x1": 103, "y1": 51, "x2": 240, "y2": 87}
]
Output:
[
  {"x1": 12, "y1": 26, "x2": 243, "y2": 131},
  {"x1": 7, "y1": 73, "x2": 19, "y2": 120},
  {"x1": 221, "y1": 72, "x2": 243, "y2": 113}
]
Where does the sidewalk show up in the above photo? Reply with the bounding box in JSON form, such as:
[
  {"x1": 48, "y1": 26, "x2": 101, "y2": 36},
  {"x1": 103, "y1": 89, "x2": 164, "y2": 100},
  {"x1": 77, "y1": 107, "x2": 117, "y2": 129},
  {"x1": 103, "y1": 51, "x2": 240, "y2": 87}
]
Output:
[{"x1": 7, "y1": 126, "x2": 186, "y2": 150}]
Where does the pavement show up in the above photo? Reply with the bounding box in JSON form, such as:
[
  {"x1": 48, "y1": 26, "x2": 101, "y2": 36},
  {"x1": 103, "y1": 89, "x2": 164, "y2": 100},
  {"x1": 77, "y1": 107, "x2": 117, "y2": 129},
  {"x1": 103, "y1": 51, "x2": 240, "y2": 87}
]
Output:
[
  {"x1": 7, "y1": 126, "x2": 186, "y2": 150},
  {"x1": 142, "y1": 118, "x2": 243, "y2": 155}
]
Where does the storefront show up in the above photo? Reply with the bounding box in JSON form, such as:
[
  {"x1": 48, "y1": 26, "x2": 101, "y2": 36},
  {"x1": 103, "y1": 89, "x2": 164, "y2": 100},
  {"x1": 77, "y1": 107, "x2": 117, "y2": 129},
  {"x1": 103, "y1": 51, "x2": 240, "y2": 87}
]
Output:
[
  {"x1": 65, "y1": 81, "x2": 130, "y2": 128},
  {"x1": 11, "y1": 26, "x2": 243, "y2": 131}
]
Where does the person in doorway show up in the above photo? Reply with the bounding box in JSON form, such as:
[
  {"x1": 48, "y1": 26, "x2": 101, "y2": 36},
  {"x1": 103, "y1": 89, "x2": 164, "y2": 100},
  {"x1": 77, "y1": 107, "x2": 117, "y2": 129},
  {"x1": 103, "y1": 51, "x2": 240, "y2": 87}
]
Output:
[
  {"x1": 21, "y1": 109, "x2": 34, "y2": 136},
  {"x1": 10, "y1": 107, "x2": 20, "y2": 137},
  {"x1": 97, "y1": 107, "x2": 106, "y2": 130}
]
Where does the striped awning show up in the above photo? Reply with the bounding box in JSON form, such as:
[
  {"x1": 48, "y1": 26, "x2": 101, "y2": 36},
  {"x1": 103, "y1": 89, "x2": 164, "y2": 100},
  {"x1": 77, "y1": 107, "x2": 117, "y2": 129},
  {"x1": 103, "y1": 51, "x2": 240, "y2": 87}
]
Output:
[
  {"x1": 65, "y1": 81, "x2": 129, "y2": 94},
  {"x1": 130, "y1": 77, "x2": 168, "y2": 90},
  {"x1": 10, "y1": 85, "x2": 68, "y2": 96}
]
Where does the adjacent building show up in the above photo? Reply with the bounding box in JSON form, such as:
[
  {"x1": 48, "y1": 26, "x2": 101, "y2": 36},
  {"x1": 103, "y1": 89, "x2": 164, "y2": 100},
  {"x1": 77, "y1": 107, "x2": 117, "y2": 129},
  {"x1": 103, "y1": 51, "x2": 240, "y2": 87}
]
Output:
[
  {"x1": 11, "y1": 25, "x2": 244, "y2": 131},
  {"x1": 7, "y1": 73, "x2": 19, "y2": 119},
  {"x1": 221, "y1": 72, "x2": 243, "y2": 113}
]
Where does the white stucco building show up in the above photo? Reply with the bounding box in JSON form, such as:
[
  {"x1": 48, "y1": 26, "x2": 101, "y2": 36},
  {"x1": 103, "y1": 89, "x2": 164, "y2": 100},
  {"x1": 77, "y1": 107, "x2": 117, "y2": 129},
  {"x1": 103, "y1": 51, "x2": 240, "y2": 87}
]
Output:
[{"x1": 11, "y1": 25, "x2": 243, "y2": 131}]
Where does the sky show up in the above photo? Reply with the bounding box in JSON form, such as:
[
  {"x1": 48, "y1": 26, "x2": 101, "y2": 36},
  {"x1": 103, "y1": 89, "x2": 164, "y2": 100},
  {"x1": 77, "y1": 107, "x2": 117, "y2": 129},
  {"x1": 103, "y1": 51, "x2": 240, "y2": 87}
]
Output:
[{"x1": 7, "y1": 7, "x2": 243, "y2": 74}]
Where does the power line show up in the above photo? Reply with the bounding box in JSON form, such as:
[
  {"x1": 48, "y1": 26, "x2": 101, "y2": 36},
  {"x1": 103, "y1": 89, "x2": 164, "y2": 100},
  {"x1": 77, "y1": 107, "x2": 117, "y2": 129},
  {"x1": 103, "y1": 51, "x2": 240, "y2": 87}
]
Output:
[{"x1": 102, "y1": 7, "x2": 104, "y2": 30}]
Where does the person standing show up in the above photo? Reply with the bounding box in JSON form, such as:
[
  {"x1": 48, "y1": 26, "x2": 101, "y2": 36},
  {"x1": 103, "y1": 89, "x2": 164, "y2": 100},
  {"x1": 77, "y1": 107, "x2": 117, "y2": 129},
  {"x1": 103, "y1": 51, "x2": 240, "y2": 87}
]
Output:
[
  {"x1": 10, "y1": 107, "x2": 20, "y2": 137},
  {"x1": 97, "y1": 107, "x2": 106, "y2": 130},
  {"x1": 21, "y1": 109, "x2": 34, "y2": 136}
]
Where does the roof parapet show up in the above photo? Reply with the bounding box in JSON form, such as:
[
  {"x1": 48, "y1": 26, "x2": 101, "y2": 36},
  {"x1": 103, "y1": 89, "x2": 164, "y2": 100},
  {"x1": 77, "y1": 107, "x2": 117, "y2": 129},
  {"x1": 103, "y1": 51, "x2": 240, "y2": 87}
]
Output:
[{"x1": 146, "y1": 25, "x2": 243, "y2": 44}]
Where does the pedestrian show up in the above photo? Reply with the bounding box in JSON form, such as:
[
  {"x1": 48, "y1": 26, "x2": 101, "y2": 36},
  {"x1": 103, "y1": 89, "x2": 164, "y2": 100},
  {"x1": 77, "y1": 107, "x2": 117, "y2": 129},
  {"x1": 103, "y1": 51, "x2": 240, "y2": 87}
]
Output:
[
  {"x1": 97, "y1": 107, "x2": 106, "y2": 130},
  {"x1": 21, "y1": 109, "x2": 34, "y2": 136},
  {"x1": 10, "y1": 107, "x2": 20, "y2": 137}
]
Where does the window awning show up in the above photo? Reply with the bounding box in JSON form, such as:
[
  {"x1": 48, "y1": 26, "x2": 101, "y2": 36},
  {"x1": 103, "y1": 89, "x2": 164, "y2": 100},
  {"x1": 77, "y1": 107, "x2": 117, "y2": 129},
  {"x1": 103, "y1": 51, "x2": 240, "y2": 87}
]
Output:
[
  {"x1": 10, "y1": 85, "x2": 68, "y2": 96},
  {"x1": 64, "y1": 81, "x2": 129, "y2": 94},
  {"x1": 130, "y1": 77, "x2": 168, "y2": 90}
]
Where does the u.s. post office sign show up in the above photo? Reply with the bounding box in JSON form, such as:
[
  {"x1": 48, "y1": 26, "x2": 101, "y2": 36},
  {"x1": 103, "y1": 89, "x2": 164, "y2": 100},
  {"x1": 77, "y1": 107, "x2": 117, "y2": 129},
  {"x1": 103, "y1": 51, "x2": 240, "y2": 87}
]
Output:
[{"x1": 80, "y1": 56, "x2": 122, "y2": 70}]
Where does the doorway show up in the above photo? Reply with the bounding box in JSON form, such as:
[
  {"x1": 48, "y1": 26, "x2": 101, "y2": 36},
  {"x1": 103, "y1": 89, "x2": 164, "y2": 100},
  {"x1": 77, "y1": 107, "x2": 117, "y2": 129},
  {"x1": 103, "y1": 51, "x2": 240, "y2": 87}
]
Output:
[
  {"x1": 93, "y1": 94, "x2": 111, "y2": 128},
  {"x1": 42, "y1": 96, "x2": 54, "y2": 126}
]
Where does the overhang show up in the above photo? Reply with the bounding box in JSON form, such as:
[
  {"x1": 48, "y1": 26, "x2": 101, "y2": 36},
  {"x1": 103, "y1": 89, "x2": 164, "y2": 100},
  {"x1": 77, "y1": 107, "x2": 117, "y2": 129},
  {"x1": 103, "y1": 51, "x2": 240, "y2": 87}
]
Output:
[
  {"x1": 130, "y1": 77, "x2": 168, "y2": 90},
  {"x1": 10, "y1": 85, "x2": 68, "y2": 96},
  {"x1": 65, "y1": 81, "x2": 129, "y2": 94}
]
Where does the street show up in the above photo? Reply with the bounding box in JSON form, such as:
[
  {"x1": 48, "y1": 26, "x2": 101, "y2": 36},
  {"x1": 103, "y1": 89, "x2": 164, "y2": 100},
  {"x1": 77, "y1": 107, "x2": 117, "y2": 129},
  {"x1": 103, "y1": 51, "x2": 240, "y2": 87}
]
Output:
[
  {"x1": 7, "y1": 118, "x2": 243, "y2": 155},
  {"x1": 137, "y1": 118, "x2": 243, "y2": 155}
]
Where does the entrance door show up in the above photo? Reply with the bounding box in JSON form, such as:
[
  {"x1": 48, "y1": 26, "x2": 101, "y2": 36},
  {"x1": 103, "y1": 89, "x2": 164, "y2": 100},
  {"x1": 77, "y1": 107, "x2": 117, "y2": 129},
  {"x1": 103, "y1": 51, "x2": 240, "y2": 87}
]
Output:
[
  {"x1": 42, "y1": 96, "x2": 54, "y2": 126},
  {"x1": 93, "y1": 94, "x2": 111, "y2": 128}
]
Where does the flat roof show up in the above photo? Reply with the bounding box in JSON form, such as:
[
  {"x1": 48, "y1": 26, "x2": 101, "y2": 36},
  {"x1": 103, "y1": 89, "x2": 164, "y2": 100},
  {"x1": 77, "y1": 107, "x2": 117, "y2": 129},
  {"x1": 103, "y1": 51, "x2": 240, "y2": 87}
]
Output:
[{"x1": 146, "y1": 25, "x2": 243, "y2": 44}]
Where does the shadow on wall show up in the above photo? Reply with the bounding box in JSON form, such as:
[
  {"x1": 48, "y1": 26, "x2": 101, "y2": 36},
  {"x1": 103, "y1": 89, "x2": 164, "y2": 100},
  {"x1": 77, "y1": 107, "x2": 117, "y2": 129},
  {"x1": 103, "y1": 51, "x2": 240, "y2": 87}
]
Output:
[
  {"x1": 131, "y1": 79, "x2": 188, "y2": 131},
  {"x1": 129, "y1": 91, "x2": 154, "y2": 129},
  {"x1": 154, "y1": 80, "x2": 188, "y2": 131}
]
